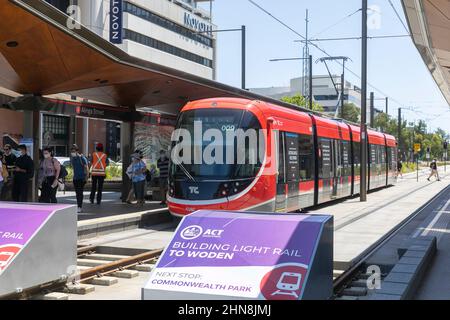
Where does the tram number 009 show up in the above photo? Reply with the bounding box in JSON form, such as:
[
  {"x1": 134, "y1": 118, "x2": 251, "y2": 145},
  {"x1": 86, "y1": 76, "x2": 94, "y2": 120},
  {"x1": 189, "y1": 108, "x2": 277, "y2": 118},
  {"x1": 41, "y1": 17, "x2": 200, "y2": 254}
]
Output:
[
  {"x1": 221, "y1": 125, "x2": 236, "y2": 132},
  {"x1": 221, "y1": 304, "x2": 271, "y2": 317}
]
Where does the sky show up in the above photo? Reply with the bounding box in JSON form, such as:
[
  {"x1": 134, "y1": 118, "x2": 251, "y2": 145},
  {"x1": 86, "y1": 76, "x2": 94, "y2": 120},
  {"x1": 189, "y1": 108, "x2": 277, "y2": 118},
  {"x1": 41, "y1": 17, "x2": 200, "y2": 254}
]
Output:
[{"x1": 198, "y1": 0, "x2": 450, "y2": 133}]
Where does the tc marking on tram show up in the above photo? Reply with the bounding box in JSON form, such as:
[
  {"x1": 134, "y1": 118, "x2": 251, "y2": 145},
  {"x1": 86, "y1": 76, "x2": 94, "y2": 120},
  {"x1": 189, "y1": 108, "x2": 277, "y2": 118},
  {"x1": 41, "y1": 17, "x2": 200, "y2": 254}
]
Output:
[{"x1": 189, "y1": 186, "x2": 200, "y2": 194}]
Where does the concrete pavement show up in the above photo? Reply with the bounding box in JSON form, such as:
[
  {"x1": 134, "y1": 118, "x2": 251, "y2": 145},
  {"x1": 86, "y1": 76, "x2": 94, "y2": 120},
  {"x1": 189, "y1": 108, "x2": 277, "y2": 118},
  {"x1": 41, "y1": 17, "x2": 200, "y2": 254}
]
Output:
[{"x1": 308, "y1": 169, "x2": 450, "y2": 267}]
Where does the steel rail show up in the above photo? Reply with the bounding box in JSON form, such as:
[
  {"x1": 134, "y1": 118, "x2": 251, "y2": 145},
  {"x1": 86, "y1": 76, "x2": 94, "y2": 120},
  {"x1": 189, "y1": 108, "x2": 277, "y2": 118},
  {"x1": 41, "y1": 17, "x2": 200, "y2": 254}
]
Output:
[
  {"x1": 332, "y1": 183, "x2": 450, "y2": 295},
  {"x1": 78, "y1": 249, "x2": 163, "y2": 281}
]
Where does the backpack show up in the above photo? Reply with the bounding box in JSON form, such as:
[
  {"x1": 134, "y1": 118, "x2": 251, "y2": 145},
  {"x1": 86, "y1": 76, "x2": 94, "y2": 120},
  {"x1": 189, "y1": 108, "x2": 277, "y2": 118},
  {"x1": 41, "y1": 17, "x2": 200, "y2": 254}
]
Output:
[
  {"x1": 145, "y1": 169, "x2": 153, "y2": 182},
  {"x1": 59, "y1": 165, "x2": 68, "y2": 180},
  {"x1": 52, "y1": 158, "x2": 68, "y2": 180}
]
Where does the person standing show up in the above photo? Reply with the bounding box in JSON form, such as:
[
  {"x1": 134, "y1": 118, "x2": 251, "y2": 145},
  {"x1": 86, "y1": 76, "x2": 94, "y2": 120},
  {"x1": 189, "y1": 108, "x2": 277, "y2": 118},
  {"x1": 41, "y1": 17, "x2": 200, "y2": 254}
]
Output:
[
  {"x1": 0, "y1": 151, "x2": 7, "y2": 198},
  {"x1": 428, "y1": 159, "x2": 441, "y2": 181},
  {"x1": 70, "y1": 145, "x2": 89, "y2": 213},
  {"x1": 3, "y1": 144, "x2": 17, "y2": 174},
  {"x1": 125, "y1": 149, "x2": 144, "y2": 204},
  {"x1": 397, "y1": 160, "x2": 403, "y2": 178},
  {"x1": 12, "y1": 144, "x2": 34, "y2": 202},
  {"x1": 89, "y1": 143, "x2": 109, "y2": 205},
  {"x1": 39, "y1": 147, "x2": 61, "y2": 203},
  {"x1": 157, "y1": 150, "x2": 169, "y2": 205},
  {"x1": 130, "y1": 153, "x2": 147, "y2": 207}
]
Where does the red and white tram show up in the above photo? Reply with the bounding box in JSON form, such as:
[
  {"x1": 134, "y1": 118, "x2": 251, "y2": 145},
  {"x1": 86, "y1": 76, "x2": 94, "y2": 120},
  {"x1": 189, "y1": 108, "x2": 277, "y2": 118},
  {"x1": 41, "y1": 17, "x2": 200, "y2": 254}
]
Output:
[{"x1": 167, "y1": 98, "x2": 397, "y2": 216}]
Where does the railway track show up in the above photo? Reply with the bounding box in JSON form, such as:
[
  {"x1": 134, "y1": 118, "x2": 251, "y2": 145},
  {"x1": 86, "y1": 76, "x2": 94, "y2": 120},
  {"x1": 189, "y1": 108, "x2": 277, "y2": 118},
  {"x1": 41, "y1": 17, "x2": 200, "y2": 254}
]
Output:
[
  {"x1": 331, "y1": 182, "x2": 450, "y2": 300},
  {"x1": 0, "y1": 247, "x2": 164, "y2": 300}
]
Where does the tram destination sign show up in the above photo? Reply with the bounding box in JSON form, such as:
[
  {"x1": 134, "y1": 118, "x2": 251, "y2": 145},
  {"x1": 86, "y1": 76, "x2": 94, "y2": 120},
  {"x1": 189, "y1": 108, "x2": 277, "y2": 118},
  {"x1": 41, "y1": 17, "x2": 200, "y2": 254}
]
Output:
[{"x1": 143, "y1": 210, "x2": 333, "y2": 300}]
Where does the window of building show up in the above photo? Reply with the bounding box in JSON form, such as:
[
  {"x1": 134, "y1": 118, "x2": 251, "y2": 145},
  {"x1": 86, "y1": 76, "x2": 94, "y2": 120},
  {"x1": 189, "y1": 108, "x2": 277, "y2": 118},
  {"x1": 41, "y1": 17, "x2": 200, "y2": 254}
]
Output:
[
  {"x1": 44, "y1": 0, "x2": 77, "y2": 13},
  {"x1": 123, "y1": 29, "x2": 212, "y2": 68},
  {"x1": 123, "y1": 2, "x2": 213, "y2": 47}
]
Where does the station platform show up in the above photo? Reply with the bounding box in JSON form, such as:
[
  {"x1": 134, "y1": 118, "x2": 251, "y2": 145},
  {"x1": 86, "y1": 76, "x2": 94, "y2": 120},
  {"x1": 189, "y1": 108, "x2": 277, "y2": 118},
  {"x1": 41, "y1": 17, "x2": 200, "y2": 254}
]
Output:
[
  {"x1": 307, "y1": 169, "x2": 450, "y2": 269},
  {"x1": 413, "y1": 190, "x2": 450, "y2": 299},
  {"x1": 56, "y1": 191, "x2": 172, "y2": 239}
]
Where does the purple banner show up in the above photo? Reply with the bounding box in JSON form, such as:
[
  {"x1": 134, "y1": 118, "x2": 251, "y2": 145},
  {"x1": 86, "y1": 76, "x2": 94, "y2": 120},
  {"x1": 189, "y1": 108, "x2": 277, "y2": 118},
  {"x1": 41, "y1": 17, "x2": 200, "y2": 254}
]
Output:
[
  {"x1": 158, "y1": 210, "x2": 328, "y2": 268},
  {"x1": 0, "y1": 203, "x2": 71, "y2": 274}
]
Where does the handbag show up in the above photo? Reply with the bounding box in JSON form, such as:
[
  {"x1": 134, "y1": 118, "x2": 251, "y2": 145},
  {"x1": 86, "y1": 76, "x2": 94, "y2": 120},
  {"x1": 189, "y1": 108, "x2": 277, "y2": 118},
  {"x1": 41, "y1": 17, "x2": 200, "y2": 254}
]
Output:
[
  {"x1": 75, "y1": 155, "x2": 88, "y2": 182},
  {"x1": 57, "y1": 179, "x2": 65, "y2": 191},
  {"x1": 2, "y1": 164, "x2": 8, "y2": 181}
]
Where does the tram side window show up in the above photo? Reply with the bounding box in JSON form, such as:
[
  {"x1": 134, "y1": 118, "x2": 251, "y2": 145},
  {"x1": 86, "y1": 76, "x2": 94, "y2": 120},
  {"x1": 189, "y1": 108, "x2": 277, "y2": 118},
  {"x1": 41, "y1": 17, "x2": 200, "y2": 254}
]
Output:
[
  {"x1": 298, "y1": 134, "x2": 314, "y2": 181},
  {"x1": 342, "y1": 141, "x2": 351, "y2": 177},
  {"x1": 388, "y1": 146, "x2": 397, "y2": 170},
  {"x1": 370, "y1": 144, "x2": 377, "y2": 166},
  {"x1": 353, "y1": 141, "x2": 361, "y2": 176},
  {"x1": 318, "y1": 138, "x2": 332, "y2": 179},
  {"x1": 378, "y1": 145, "x2": 385, "y2": 165}
]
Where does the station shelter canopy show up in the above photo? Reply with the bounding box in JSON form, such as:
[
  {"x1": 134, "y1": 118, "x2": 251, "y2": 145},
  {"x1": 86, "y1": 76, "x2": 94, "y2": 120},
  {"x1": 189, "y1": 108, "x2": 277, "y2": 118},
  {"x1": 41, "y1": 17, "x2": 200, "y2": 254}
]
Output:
[
  {"x1": 0, "y1": 0, "x2": 294, "y2": 116},
  {"x1": 402, "y1": 0, "x2": 450, "y2": 105}
]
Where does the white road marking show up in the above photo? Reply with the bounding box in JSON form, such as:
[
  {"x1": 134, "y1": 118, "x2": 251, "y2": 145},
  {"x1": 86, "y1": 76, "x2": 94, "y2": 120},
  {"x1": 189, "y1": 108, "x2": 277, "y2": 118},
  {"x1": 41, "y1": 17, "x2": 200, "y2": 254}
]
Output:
[{"x1": 417, "y1": 198, "x2": 450, "y2": 238}]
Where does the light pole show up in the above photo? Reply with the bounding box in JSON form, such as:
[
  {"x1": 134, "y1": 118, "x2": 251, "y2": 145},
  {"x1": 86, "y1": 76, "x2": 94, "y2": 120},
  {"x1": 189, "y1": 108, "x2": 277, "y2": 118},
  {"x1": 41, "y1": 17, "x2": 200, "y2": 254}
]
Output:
[
  {"x1": 360, "y1": 0, "x2": 368, "y2": 202},
  {"x1": 317, "y1": 56, "x2": 351, "y2": 119},
  {"x1": 269, "y1": 55, "x2": 314, "y2": 110},
  {"x1": 197, "y1": 26, "x2": 247, "y2": 90}
]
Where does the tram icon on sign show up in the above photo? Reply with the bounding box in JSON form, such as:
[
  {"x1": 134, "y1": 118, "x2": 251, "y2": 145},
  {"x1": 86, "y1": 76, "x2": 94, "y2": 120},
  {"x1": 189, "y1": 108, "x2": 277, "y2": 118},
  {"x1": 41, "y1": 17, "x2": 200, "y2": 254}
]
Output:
[
  {"x1": 180, "y1": 225, "x2": 203, "y2": 240},
  {"x1": 271, "y1": 272, "x2": 302, "y2": 298}
]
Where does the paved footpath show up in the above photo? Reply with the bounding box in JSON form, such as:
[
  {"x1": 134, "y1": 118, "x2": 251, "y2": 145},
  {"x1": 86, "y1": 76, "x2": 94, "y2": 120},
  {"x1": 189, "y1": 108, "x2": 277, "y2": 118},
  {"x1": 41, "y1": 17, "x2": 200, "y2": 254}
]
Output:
[
  {"x1": 308, "y1": 168, "x2": 450, "y2": 267},
  {"x1": 56, "y1": 191, "x2": 166, "y2": 221}
]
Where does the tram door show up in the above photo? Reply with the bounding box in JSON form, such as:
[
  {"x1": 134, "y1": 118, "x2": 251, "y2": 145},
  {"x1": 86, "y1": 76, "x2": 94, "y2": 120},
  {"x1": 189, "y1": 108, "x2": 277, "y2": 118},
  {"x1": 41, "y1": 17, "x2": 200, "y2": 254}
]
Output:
[
  {"x1": 275, "y1": 132, "x2": 300, "y2": 212},
  {"x1": 331, "y1": 140, "x2": 339, "y2": 198},
  {"x1": 275, "y1": 132, "x2": 287, "y2": 212}
]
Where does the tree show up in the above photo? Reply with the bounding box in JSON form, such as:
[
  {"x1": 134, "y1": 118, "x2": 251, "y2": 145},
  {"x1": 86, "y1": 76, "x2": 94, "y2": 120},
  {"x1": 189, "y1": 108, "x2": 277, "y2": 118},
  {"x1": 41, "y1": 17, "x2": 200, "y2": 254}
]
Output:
[
  {"x1": 341, "y1": 103, "x2": 360, "y2": 123},
  {"x1": 281, "y1": 94, "x2": 324, "y2": 112}
]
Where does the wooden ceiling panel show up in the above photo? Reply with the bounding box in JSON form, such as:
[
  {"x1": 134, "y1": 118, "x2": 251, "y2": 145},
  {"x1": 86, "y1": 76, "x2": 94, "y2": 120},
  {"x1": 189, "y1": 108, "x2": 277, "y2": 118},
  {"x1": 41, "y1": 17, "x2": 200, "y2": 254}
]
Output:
[{"x1": 0, "y1": 1, "x2": 293, "y2": 114}]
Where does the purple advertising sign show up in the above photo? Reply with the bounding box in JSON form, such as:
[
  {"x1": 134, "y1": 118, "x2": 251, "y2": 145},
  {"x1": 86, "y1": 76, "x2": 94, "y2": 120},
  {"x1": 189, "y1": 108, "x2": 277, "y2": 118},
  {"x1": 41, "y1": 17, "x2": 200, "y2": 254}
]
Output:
[
  {"x1": 144, "y1": 210, "x2": 332, "y2": 300},
  {"x1": 0, "y1": 203, "x2": 71, "y2": 274}
]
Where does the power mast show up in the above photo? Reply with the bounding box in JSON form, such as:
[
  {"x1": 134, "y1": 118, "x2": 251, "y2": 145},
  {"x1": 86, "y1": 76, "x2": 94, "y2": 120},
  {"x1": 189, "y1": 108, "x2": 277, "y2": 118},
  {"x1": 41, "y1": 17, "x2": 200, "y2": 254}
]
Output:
[{"x1": 302, "y1": 9, "x2": 310, "y2": 108}]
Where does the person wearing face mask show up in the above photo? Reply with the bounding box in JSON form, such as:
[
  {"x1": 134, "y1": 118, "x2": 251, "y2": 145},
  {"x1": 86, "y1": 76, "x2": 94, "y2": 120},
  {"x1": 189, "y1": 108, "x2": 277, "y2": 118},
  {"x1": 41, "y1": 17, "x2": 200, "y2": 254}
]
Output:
[
  {"x1": 3, "y1": 144, "x2": 17, "y2": 175},
  {"x1": 38, "y1": 147, "x2": 61, "y2": 203},
  {"x1": 125, "y1": 149, "x2": 144, "y2": 204},
  {"x1": 157, "y1": 149, "x2": 169, "y2": 205},
  {"x1": 12, "y1": 144, "x2": 34, "y2": 202},
  {"x1": 70, "y1": 145, "x2": 89, "y2": 213},
  {"x1": 129, "y1": 153, "x2": 147, "y2": 207}
]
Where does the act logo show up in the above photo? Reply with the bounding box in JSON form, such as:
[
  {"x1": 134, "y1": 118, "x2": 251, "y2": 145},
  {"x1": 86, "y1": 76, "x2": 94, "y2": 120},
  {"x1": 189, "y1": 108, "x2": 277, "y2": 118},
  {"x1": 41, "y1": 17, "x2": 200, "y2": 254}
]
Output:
[
  {"x1": 179, "y1": 225, "x2": 224, "y2": 240},
  {"x1": 180, "y1": 225, "x2": 203, "y2": 240}
]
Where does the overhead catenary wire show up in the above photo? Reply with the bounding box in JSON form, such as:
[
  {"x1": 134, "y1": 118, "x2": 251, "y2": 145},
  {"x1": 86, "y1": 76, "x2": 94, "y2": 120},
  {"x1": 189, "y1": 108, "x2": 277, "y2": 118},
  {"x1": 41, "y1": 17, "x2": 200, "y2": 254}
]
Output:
[
  {"x1": 311, "y1": 8, "x2": 362, "y2": 38},
  {"x1": 246, "y1": 0, "x2": 412, "y2": 110},
  {"x1": 388, "y1": 0, "x2": 411, "y2": 35}
]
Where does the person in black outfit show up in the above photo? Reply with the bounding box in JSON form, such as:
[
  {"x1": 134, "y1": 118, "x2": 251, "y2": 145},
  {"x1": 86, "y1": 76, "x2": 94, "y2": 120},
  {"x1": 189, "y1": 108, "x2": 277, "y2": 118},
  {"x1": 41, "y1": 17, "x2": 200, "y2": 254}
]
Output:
[
  {"x1": 12, "y1": 144, "x2": 34, "y2": 202},
  {"x1": 3, "y1": 144, "x2": 17, "y2": 168},
  {"x1": 157, "y1": 150, "x2": 169, "y2": 205}
]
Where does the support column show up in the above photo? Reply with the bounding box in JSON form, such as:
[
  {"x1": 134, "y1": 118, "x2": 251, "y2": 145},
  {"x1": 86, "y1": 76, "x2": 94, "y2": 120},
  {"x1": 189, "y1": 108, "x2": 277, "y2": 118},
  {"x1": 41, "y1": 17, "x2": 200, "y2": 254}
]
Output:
[
  {"x1": 23, "y1": 110, "x2": 41, "y2": 202},
  {"x1": 83, "y1": 118, "x2": 89, "y2": 156},
  {"x1": 120, "y1": 120, "x2": 135, "y2": 202},
  {"x1": 69, "y1": 115, "x2": 76, "y2": 151}
]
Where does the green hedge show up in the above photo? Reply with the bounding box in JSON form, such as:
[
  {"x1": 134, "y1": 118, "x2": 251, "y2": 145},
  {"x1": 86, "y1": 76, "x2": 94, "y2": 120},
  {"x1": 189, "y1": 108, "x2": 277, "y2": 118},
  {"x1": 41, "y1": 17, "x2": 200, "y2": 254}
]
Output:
[{"x1": 65, "y1": 166, "x2": 123, "y2": 182}]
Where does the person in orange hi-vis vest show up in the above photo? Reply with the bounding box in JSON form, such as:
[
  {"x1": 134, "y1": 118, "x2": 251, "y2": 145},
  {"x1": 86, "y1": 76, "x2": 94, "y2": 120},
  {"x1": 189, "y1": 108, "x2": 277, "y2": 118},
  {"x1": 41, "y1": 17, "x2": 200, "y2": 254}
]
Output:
[{"x1": 89, "y1": 143, "x2": 109, "y2": 205}]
